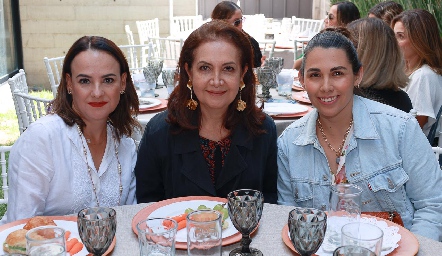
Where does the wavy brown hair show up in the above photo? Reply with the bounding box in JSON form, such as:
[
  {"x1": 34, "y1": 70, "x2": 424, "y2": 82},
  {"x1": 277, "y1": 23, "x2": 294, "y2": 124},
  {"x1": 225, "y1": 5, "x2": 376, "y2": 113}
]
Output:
[
  {"x1": 348, "y1": 18, "x2": 408, "y2": 90},
  {"x1": 368, "y1": 1, "x2": 403, "y2": 25},
  {"x1": 51, "y1": 36, "x2": 140, "y2": 140},
  {"x1": 392, "y1": 9, "x2": 442, "y2": 75},
  {"x1": 167, "y1": 20, "x2": 266, "y2": 136}
]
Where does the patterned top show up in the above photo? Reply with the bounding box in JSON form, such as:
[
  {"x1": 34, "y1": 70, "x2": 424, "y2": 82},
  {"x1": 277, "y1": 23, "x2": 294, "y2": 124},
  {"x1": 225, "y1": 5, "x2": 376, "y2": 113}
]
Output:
[{"x1": 200, "y1": 136, "x2": 232, "y2": 184}]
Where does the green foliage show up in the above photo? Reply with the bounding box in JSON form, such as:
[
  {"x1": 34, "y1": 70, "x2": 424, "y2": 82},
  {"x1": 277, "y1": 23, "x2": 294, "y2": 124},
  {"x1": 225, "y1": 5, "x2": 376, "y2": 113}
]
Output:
[{"x1": 330, "y1": 0, "x2": 442, "y2": 32}]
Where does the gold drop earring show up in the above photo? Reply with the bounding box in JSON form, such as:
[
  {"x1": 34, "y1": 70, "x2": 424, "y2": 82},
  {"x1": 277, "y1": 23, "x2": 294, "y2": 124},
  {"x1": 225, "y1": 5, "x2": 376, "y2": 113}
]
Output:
[
  {"x1": 186, "y1": 80, "x2": 198, "y2": 110},
  {"x1": 237, "y1": 81, "x2": 246, "y2": 111}
]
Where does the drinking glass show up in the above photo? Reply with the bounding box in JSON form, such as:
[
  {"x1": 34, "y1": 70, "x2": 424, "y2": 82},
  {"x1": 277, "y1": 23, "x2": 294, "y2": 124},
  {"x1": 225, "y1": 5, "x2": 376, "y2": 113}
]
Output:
[
  {"x1": 162, "y1": 68, "x2": 177, "y2": 97},
  {"x1": 327, "y1": 183, "x2": 363, "y2": 246},
  {"x1": 341, "y1": 223, "x2": 383, "y2": 256},
  {"x1": 77, "y1": 207, "x2": 117, "y2": 256},
  {"x1": 147, "y1": 58, "x2": 164, "y2": 89},
  {"x1": 256, "y1": 67, "x2": 275, "y2": 99},
  {"x1": 137, "y1": 217, "x2": 178, "y2": 256},
  {"x1": 276, "y1": 69, "x2": 295, "y2": 97},
  {"x1": 26, "y1": 226, "x2": 66, "y2": 256},
  {"x1": 227, "y1": 189, "x2": 264, "y2": 256},
  {"x1": 142, "y1": 66, "x2": 157, "y2": 98},
  {"x1": 264, "y1": 57, "x2": 283, "y2": 88},
  {"x1": 187, "y1": 209, "x2": 222, "y2": 256},
  {"x1": 333, "y1": 245, "x2": 377, "y2": 256},
  {"x1": 288, "y1": 207, "x2": 327, "y2": 256}
]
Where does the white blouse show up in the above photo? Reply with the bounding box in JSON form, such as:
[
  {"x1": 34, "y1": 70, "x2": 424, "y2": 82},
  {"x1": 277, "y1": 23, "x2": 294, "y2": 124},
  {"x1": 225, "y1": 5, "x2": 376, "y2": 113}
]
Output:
[{"x1": 3, "y1": 114, "x2": 137, "y2": 223}]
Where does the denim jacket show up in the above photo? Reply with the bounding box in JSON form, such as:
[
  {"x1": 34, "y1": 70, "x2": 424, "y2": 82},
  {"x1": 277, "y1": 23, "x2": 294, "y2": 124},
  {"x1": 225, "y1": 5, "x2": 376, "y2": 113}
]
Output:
[{"x1": 277, "y1": 96, "x2": 442, "y2": 241}]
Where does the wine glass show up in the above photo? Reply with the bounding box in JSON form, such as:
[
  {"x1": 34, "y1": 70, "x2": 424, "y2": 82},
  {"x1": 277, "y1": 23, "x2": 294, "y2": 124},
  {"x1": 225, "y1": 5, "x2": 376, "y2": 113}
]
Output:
[
  {"x1": 77, "y1": 207, "x2": 117, "y2": 256},
  {"x1": 227, "y1": 189, "x2": 264, "y2": 256},
  {"x1": 264, "y1": 57, "x2": 283, "y2": 88},
  {"x1": 256, "y1": 67, "x2": 275, "y2": 100},
  {"x1": 288, "y1": 207, "x2": 327, "y2": 256},
  {"x1": 147, "y1": 58, "x2": 164, "y2": 89}
]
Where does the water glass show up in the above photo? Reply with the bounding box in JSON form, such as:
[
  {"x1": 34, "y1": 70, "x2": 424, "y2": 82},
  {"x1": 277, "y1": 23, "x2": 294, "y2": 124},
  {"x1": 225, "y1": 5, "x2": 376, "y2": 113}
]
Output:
[
  {"x1": 341, "y1": 223, "x2": 383, "y2": 256},
  {"x1": 276, "y1": 69, "x2": 295, "y2": 97},
  {"x1": 26, "y1": 226, "x2": 66, "y2": 256},
  {"x1": 327, "y1": 184, "x2": 363, "y2": 246},
  {"x1": 187, "y1": 209, "x2": 222, "y2": 256},
  {"x1": 137, "y1": 218, "x2": 178, "y2": 256},
  {"x1": 162, "y1": 68, "x2": 177, "y2": 96},
  {"x1": 333, "y1": 245, "x2": 377, "y2": 256}
]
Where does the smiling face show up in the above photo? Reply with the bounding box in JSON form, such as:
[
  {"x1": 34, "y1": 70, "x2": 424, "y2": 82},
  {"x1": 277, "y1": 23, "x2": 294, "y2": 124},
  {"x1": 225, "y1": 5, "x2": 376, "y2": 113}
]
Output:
[
  {"x1": 325, "y1": 4, "x2": 338, "y2": 28},
  {"x1": 299, "y1": 47, "x2": 362, "y2": 120},
  {"x1": 393, "y1": 21, "x2": 418, "y2": 62},
  {"x1": 185, "y1": 40, "x2": 246, "y2": 115},
  {"x1": 67, "y1": 49, "x2": 126, "y2": 124}
]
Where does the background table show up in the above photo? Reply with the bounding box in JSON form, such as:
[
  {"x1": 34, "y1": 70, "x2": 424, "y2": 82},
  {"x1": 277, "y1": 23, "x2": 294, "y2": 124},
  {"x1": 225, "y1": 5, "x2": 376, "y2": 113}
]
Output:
[{"x1": 110, "y1": 202, "x2": 441, "y2": 255}]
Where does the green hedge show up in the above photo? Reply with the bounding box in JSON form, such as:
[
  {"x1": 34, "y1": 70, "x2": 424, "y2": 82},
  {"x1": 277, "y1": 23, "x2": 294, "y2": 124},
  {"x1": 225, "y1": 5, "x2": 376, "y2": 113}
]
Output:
[{"x1": 330, "y1": 0, "x2": 441, "y2": 32}]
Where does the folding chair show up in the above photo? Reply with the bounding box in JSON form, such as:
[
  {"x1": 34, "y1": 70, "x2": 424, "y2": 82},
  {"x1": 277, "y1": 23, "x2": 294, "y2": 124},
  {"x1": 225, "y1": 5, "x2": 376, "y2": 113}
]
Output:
[
  {"x1": 136, "y1": 18, "x2": 159, "y2": 44},
  {"x1": 0, "y1": 145, "x2": 12, "y2": 204},
  {"x1": 43, "y1": 56, "x2": 65, "y2": 97}
]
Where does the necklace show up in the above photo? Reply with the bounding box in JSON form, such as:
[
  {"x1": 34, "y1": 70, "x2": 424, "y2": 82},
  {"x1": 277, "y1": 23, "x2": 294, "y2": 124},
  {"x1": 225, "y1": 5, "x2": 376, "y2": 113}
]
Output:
[
  {"x1": 76, "y1": 124, "x2": 123, "y2": 207},
  {"x1": 317, "y1": 117, "x2": 353, "y2": 164}
]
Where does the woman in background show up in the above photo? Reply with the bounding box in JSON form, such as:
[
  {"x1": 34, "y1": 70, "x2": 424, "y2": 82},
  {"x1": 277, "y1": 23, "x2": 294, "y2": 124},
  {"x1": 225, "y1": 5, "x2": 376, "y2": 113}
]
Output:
[
  {"x1": 135, "y1": 21, "x2": 277, "y2": 203},
  {"x1": 368, "y1": 1, "x2": 403, "y2": 25},
  {"x1": 348, "y1": 17, "x2": 412, "y2": 112},
  {"x1": 392, "y1": 9, "x2": 442, "y2": 139},
  {"x1": 211, "y1": 1, "x2": 263, "y2": 67},
  {"x1": 4, "y1": 36, "x2": 139, "y2": 223}
]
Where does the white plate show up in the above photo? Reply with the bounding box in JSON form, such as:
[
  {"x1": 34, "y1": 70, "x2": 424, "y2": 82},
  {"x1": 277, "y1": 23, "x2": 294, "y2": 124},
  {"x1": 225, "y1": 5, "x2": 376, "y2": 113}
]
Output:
[
  {"x1": 139, "y1": 98, "x2": 161, "y2": 109},
  {"x1": 148, "y1": 200, "x2": 237, "y2": 243},
  {"x1": 0, "y1": 220, "x2": 89, "y2": 255},
  {"x1": 263, "y1": 103, "x2": 308, "y2": 115}
]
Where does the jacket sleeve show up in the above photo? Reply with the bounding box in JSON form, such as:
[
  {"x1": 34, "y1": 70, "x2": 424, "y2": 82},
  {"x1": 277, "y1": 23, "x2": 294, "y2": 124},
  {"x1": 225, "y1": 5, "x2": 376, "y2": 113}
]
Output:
[{"x1": 276, "y1": 128, "x2": 295, "y2": 206}]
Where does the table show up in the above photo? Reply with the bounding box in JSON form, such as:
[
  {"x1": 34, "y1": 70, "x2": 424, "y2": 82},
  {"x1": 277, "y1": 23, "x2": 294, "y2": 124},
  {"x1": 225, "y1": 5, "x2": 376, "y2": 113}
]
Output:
[{"x1": 110, "y1": 202, "x2": 441, "y2": 255}]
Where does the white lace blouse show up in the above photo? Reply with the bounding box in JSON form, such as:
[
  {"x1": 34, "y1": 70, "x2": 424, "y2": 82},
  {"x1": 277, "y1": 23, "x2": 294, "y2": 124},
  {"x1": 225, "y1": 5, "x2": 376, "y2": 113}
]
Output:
[{"x1": 3, "y1": 114, "x2": 137, "y2": 223}]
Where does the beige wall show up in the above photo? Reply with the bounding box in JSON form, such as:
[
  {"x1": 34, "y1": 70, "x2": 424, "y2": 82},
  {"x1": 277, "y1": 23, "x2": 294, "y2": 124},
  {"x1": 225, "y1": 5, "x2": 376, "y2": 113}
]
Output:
[{"x1": 19, "y1": 0, "x2": 196, "y2": 89}]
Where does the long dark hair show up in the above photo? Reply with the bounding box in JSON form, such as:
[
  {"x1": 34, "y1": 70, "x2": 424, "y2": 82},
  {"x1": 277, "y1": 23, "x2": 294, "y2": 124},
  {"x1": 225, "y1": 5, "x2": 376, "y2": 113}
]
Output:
[
  {"x1": 167, "y1": 20, "x2": 266, "y2": 136},
  {"x1": 51, "y1": 36, "x2": 140, "y2": 140},
  {"x1": 335, "y1": 1, "x2": 361, "y2": 26},
  {"x1": 211, "y1": 1, "x2": 240, "y2": 20}
]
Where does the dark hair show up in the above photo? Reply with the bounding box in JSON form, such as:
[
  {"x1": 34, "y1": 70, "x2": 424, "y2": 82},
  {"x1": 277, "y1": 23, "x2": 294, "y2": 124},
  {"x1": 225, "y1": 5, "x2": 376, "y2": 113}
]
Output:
[
  {"x1": 300, "y1": 27, "x2": 361, "y2": 76},
  {"x1": 211, "y1": 1, "x2": 241, "y2": 20},
  {"x1": 335, "y1": 1, "x2": 361, "y2": 26},
  {"x1": 51, "y1": 36, "x2": 140, "y2": 140},
  {"x1": 369, "y1": 1, "x2": 403, "y2": 25},
  {"x1": 167, "y1": 20, "x2": 266, "y2": 136},
  {"x1": 391, "y1": 9, "x2": 442, "y2": 75}
]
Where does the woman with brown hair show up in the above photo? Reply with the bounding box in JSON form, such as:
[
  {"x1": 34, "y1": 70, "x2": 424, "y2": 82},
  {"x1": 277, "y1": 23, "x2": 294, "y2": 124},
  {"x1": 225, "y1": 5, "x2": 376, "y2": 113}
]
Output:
[
  {"x1": 4, "y1": 36, "x2": 139, "y2": 223},
  {"x1": 135, "y1": 20, "x2": 277, "y2": 203},
  {"x1": 392, "y1": 9, "x2": 442, "y2": 138},
  {"x1": 348, "y1": 17, "x2": 412, "y2": 112},
  {"x1": 324, "y1": 1, "x2": 360, "y2": 28},
  {"x1": 368, "y1": 1, "x2": 404, "y2": 25}
]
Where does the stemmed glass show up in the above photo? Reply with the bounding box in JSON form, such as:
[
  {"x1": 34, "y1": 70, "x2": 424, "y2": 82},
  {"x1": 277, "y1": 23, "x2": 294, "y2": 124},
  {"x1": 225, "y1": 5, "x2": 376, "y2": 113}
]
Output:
[
  {"x1": 288, "y1": 207, "x2": 327, "y2": 256},
  {"x1": 147, "y1": 59, "x2": 164, "y2": 89},
  {"x1": 256, "y1": 67, "x2": 275, "y2": 100},
  {"x1": 227, "y1": 189, "x2": 264, "y2": 256},
  {"x1": 77, "y1": 207, "x2": 117, "y2": 256},
  {"x1": 264, "y1": 57, "x2": 283, "y2": 88}
]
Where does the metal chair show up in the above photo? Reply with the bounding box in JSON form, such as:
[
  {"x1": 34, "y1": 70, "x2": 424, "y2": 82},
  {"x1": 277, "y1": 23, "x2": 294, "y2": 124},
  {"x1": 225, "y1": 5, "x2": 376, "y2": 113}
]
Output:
[
  {"x1": 0, "y1": 145, "x2": 12, "y2": 204},
  {"x1": 43, "y1": 56, "x2": 65, "y2": 97},
  {"x1": 257, "y1": 40, "x2": 276, "y2": 59},
  {"x1": 136, "y1": 18, "x2": 159, "y2": 44}
]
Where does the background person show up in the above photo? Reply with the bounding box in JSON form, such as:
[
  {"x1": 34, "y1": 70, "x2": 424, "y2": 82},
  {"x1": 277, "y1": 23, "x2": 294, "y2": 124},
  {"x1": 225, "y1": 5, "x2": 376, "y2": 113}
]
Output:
[
  {"x1": 278, "y1": 29, "x2": 442, "y2": 241},
  {"x1": 4, "y1": 36, "x2": 139, "y2": 223},
  {"x1": 211, "y1": 1, "x2": 264, "y2": 67},
  {"x1": 135, "y1": 21, "x2": 278, "y2": 204},
  {"x1": 392, "y1": 9, "x2": 442, "y2": 141},
  {"x1": 348, "y1": 17, "x2": 412, "y2": 112},
  {"x1": 368, "y1": 1, "x2": 404, "y2": 25}
]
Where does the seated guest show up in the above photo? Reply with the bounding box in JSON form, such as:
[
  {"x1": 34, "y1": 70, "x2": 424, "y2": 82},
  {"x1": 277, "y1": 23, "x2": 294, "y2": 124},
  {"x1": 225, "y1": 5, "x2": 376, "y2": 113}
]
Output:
[
  {"x1": 277, "y1": 29, "x2": 442, "y2": 241},
  {"x1": 211, "y1": 1, "x2": 263, "y2": 67},
  {"x1": 368, "y1": 1, "x2": 404, "y2": 25},
  {"x1": 348, "y1": 18, "x2": 412, "y2": 112},
  {"x1": 135, "y1": 20, "x2": 277, "y2": 204},
  {"x1": 392, "y1": 9, "x2": 442, "y2": 139},
  {"x1": 294, "y1": 1, "x2": 360, "y2": 70},
  {"x1": 4, "y1": 36, "x2": 139, "y2": 223}
]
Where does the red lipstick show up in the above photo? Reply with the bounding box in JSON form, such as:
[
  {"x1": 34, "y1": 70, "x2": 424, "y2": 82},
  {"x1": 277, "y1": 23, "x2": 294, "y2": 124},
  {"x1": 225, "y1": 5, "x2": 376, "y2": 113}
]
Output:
[{"x1": 88, "y1": 102, "x2": 107, "y2": 107}]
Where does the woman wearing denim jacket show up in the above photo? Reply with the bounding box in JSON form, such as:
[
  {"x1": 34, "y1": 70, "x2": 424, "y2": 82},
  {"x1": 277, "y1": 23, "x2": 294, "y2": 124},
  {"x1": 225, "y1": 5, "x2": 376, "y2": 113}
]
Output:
[{"x1": 277, "y1": 29, "x2": 442, "y2": 241}]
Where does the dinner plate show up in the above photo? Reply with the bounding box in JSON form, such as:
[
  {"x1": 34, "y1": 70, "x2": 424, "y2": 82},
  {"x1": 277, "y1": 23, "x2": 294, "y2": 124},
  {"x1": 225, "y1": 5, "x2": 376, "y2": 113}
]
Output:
[
  {"x1": 132, "y1": 196, "x2": 241, "y2": 249},
  {"x1": 0, "y1": 216, "x2": 115, "y2": 255},
  {"x1": 281, "y1": 215, "x2": 418, "y2": 256},
  {"x1": 263, "y1": 102, "x2": 309, "y2": 116},
  {"x1": 139, "y1": 98, "x2": 161, "y2": 109},
  {"x1": 271, "y1": 106, "x2": 313, "y2": 119},
  {"x1": 292, "y1": 91, "x2": 311, "y2": 104},
  {"x1": 292, "y1": 80, "x2": 304, "y2": 91},
  {"x1": 139, "y1": 99, "x2": 168, "y2": 113}
]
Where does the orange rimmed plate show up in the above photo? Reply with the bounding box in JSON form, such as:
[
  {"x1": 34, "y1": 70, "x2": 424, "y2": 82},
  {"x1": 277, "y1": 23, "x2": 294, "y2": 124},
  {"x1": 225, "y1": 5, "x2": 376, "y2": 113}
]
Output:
[
  {"x1": 0, "y1": 216, "x2": 116, "y2": 256},
  {"x1": 281, "y1": 215, "x2": 418, "y2": 256},
  {"x1": 270, "y1": 106, "x2": 313, "y2": 119},
  {"x1": 139, "y1": 98, "x2": 168, "y2": 113},
  {"x1": 292, "y1": 91, "x2": 311, "y2": 104},
  {"x1": 132, "y1": 196, "x2": 241, "y2": 250}
]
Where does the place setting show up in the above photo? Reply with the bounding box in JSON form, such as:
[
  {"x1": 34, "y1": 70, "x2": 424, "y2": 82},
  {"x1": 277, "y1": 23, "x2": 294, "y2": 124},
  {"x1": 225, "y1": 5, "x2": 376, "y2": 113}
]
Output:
[
  {"x1": 281, "y1": 183, "x2": 418, "y2": 256},
  {"x1": 131, "y1": 189, "x2": 264, "y2": 255}
]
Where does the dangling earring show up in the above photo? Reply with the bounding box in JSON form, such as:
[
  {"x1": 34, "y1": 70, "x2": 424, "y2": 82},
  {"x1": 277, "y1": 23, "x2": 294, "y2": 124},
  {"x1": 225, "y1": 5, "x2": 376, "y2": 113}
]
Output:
[
  {"x1": 120, "y1": 90, "x2": 125, "y2": 94},
  {"x1": 237, "y1": 81, "x2": 246, "y2": 111},
  {"x1": 68, "y1": 89, "x2": 72, "y2": 94},
  {"x1": 186, "y1": 80, "x2": 198, "y2": 110}
]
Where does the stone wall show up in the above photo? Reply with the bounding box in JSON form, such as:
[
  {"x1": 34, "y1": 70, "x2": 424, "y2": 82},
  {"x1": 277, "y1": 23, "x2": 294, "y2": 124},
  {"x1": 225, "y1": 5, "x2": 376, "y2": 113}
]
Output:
[{"x1": 19, "y1": 0, "x2": 196, "y2": 89}]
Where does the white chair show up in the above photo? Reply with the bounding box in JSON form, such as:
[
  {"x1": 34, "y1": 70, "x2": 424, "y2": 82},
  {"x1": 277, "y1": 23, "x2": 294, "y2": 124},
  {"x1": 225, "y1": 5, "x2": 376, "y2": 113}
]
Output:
[
  {"x1": 257, "y1": 40, "x2": 276, "y2": 59},
  {"x1": 43, "y1": 56, "x2": 65, "y2": 97},
  {"x1": 293, "y1": 37, "x2": 310, "y2": 60},
  {"x1": 0, "y1": 145, "x2": 12, "y2": 204},
  {"x1": 125, "y1": 24, "x2": 136, "y2": 45},
  {"x1": 149, "y1": 37, "x2": 183, "y2": 67},
  {"x1": 171, "y1": 15, "x2": 203, "y2": 38},
  {"x1": 243, "y1": 14, "x2": 266, "y2": 40},
  {"x1": 8, "y1": 69, "x2": 51, "y2": 134},
  {"x1": 119, "y1": 42, "x2": 154, "y2": 73},
  {"x1": 291, "y1": 18, "x2": 324, "y2": 38},
  {"x1": 136, "y1": 18, "x2": 159, "y2": 44}
]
